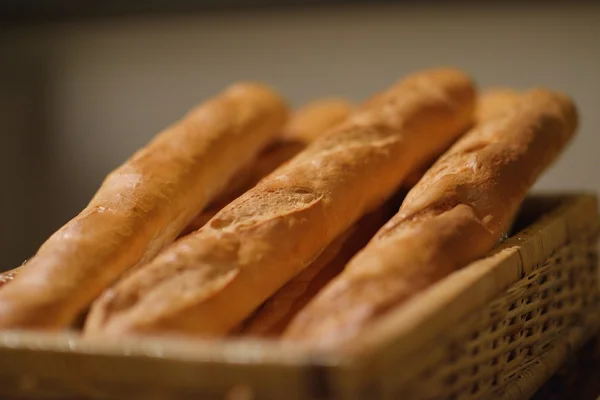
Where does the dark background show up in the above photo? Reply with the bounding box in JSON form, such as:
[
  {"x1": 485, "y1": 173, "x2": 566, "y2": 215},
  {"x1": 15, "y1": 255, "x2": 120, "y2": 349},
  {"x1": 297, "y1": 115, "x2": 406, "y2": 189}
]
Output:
[{"x1": 0, "y1": 0, "x2": 578, "y2": 26}]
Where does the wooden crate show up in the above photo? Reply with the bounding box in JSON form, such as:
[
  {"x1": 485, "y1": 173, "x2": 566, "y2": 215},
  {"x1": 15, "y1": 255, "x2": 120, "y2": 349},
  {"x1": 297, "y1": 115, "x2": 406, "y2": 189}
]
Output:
[{"x1": 0, "y1": 193, "x2": 598, "y2": 400}]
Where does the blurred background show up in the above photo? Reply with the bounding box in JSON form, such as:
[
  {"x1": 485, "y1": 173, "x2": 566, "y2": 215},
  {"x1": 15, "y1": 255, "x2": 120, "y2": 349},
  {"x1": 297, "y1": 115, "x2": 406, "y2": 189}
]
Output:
[{"x1": 1, "y1": 1, "x2": 599, "y2": 269}]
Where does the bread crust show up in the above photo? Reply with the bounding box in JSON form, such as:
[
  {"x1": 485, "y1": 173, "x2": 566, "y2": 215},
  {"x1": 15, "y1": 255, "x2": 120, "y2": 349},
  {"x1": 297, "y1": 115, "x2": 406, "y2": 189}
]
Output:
[
  {"x1": 240, "y1": 89, "x2": 525, "y2": 337},
  {"x1": 0, "y1": 268, "x2": 17, "y2": 289},
  {"x1": 0, "y1": 83, "x2": 288, "y2": 329},
  {"x1": 181, "y1": 99, "x2": 353, "y2": 234},
  {"x1": 283, "y1": 89, "x2": 578, "y2": 348},
  {"x1": 237, "y1": 192, "x2": 401, "y2": 337},
  {"x1": 402, "y1": 88, "x2": 522, "y2": 188},
  {"x1": 84, "y1": 68, "x2": 476, "y2": 337}
]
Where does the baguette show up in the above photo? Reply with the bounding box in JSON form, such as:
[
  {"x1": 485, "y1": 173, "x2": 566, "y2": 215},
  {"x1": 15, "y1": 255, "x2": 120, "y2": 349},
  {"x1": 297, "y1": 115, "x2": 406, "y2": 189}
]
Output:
[
  {"x1": 284, "y1": 88, "x2": 578, "y2": 348},
  {"x1": 241, "y1": 89, "x2": 524, "y2": 336},
  {"x1": 476, "y1": 88, "x2": 520, "y2": 120},
  {"x1": 0, "y1": 89, "x2": 507, "y2": 294},
  {"x1": 84, "y1": 68, "x2": 476, "y2": 337},
  {"x1": 238, "y1": 192, "x2": 401, "y2": 337},
  {"x1": 181, "y1": 99, "x2": 353, "y2": 234},
  {"x1": 400, "y1": 88, "x2": 521, "y2": 189},
  {"x1": 0, "y1": 83, "x2": 288, "y2": 329}
]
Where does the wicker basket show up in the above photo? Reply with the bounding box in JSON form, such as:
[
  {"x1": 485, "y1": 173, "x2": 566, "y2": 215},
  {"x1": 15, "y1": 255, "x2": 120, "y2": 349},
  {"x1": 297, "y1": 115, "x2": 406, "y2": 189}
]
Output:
[{"x1": 0, "y1": 193, "x2": 598, "y2": 400}]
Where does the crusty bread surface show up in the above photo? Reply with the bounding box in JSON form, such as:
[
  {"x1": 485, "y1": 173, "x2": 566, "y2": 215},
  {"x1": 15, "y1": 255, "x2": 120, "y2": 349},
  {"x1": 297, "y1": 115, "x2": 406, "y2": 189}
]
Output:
[
  {"x1": 0, "y1": 268, "x2": 17, "y2": 289},
  {"x1": 238, "y1": 192, "x2": 401, "y2": 337},
  {"x1": 0, "y1": 83, "x2": 288, "y2": 329},
  {"x1": 84, "y1": 68, "x2": 476, "y2": 337},
  {"x1": 182, "y1": 99, "x2": 353, "y2": 234},
  {"x1": 283, "y1": 88, "x2": 578, "y2": 348},
  {"x1": 240, "y1": 88, "x2": 526, "y2": 337}
]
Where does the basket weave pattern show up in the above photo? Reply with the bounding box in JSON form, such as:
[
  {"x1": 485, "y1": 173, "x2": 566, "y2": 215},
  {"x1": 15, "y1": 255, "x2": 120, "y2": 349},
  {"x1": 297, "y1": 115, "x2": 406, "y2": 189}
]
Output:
[{"x1": 400, "y1": 235, "x2": 600, "y2": 400}]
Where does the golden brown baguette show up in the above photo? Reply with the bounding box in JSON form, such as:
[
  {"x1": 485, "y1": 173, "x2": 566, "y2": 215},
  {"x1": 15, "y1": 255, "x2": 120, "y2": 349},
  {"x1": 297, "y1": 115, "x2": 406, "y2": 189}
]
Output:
[
  {"x1": 180, "y1": 89, "x2": 519, "y2": 237},
  {"x1": 181, "y1": 99, "x2": 353, "y2": 234},
  {"x1": 239, "y1": 89, "x2": 524, "y2": 334},
  {"x1": 84, "y1": 68, "x2": 476, "y2": 337},
  {"x1": 401, "y1": 88, "x2": 521, "y2": 188},
  {"x1": 0, "y1": 83, "x2": 288, "y2": 329},
  {"x1": 0, "y1": 100, "x2": 349, "y2": 294},
  {"x1": 238, "y1": 192, "x2": 401, "y2": 337},
  {"x1": 284, "y1": 88, "x2": 578, "y2": 348},
  {"x1": 476, "y1": 88, "x2": 520, "y2": 120},
  {"x1": 281, "y1": 98, "x2": 355, "y2": 143}
]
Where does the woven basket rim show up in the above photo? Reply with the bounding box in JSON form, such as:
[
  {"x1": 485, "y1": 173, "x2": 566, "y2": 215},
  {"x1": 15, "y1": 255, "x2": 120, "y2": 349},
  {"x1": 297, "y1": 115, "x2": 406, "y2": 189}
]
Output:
[{"x1": 344, "y1": 193, "x2": 599, "y2": 363}]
